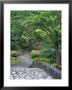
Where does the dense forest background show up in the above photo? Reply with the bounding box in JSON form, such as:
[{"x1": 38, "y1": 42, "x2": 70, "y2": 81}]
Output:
[{"x1": 11, "y1": 11, "x2": 61, "y2": 69}]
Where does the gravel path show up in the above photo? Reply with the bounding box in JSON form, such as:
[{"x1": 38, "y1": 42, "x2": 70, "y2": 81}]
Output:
[
  {"x1": 11, "y1": 50, "x2": 33, "y2": 68},
  {"x1": 10, "y1": 67, "x2": 52, "y2": 80}
]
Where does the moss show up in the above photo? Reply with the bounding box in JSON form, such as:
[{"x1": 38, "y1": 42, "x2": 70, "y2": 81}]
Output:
[{"x1": 11, "y1": 57, "x2": 22, "y2": 65}]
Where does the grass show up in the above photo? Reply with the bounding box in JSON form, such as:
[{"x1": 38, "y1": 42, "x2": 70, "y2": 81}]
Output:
[{"x1": 11, "y1": 57, "x2": 22, "y2": 65}]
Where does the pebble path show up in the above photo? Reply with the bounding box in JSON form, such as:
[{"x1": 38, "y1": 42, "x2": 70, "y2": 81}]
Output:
[{"x1": 10, "y1": 67, "x2": 52, "y2": 80}]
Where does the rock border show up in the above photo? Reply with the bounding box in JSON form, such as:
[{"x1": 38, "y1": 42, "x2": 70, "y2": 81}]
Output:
[{"x1": 29, "y1": 62, "x2": 61, "y2": 79}]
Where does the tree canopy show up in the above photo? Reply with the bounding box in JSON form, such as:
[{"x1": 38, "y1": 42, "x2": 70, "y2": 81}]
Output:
[{"x1": 11, "y1": 11, "x2": 61, "y2": 65}]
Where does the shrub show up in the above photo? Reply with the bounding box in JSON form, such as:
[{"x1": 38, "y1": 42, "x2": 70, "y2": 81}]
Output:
[
  {"x1": 40, "y1": 48, "x2": 49, "y2": 58},
  {"x1": 33, "y1": 57, "x2": 56, "y2": 65},
  {"x1": 48, "y1": 58, "x2": 56, "y2": 64},
  {"x1": 52, "y1": 63, "x2": 61, "y2": 70},
  {"x1": 40, "y1": 48, "x2": 56, "y2": 59},
  {"x1": 33, "y1": 57, "x2": 48, "y2": 63},
  {"x1": 11, "y1": 51, "x2": 19, "y2": 57},
  {"x1": 11, "y1": 50, "x2": 23, "y2": 57},
  {"x1": 31, "y1": 50, "x2": 40, "y2": 58}
]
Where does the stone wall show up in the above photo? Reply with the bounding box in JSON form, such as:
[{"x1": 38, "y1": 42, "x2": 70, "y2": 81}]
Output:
[{"x1": 29, "y1": 62, "x2": 61, "y2": 79}]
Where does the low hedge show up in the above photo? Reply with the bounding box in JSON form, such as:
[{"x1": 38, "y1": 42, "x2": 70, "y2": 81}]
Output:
[
  {"x1": 11, "y1": 50, "x2": 22, "y2": 57},
  {"x1": 33, "y1": 57, "x2": 48, "y2": 63},
  {"x1": 31, "y1": 50, "x2": 40, "y2": 58}
]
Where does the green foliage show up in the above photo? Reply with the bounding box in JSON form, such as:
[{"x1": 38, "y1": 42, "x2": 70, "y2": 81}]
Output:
[
  {"x1": 11, "y1": 57, "x2": 22, "y2": 65},
  {"x1": 33, "y1": 57, "x2": 48, "y2": 63},
  {"x1": 33, "y1": 57, "x2": 61, "y2": 70},
  {"x1": 52, "y1": 63, "x2": 61, "y2": 70},
  {"x1": 40, "y1": 48, "x2": 56, "y2": 59},
  {"x1": 32, "y1": 29, "x2": 49, "y2": 43},
  {"x1": 33, "y1": 57, "x2": 56, "y2": 64},
  {"x1": 40, "y1": 48, "x2": 48, "y2": 58},
  {"x1": 31, "y1": 50, "x2": 40, "y2": 58},
  {"x1": 11, "y1": 50, "x2": 22, "y2": 57},
  {"x1": 11, "y1": 11, "x2": 61, "y2": 65},
  {"x1": 11, "y1": 11, "x2": 61, "y2": 49},
  {"x1": 47, "y1": 58, "x2": 56, "y2": 64},
  {"x1": 11, "y1": 51, "x2": 19, "y2": 57}
]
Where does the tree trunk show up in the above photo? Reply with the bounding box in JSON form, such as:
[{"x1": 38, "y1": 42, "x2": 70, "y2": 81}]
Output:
[{"x1": 56, "y1": 47, "x2": 61, "y2": 65}]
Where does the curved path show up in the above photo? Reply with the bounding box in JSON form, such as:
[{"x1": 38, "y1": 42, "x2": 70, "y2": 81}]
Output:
[
  {"x1": 11, "y1": 50, "x2": 52, "y2": 79},
  {"x1": 11, "y1": 50, "x2": 33, "y2": 67}
]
